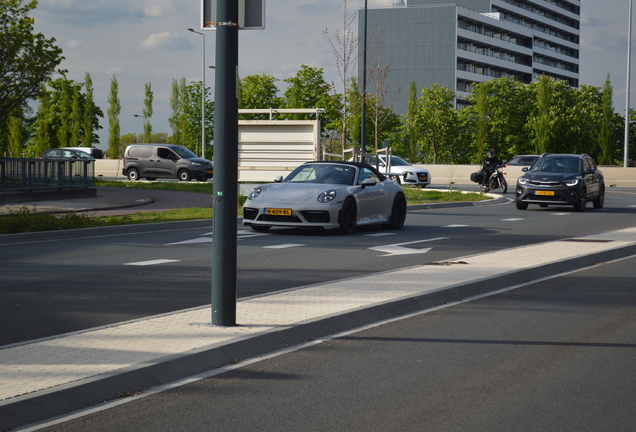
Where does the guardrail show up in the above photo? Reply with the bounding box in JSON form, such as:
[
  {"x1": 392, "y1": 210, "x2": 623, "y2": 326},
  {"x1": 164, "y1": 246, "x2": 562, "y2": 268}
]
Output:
[{"x1": 0, "y1": 159, "x2": 95, "y2": 192}]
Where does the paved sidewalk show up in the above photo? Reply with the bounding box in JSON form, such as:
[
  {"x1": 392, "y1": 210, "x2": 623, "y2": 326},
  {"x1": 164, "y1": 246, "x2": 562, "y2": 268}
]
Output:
[{"x1": 2, "y1": 226, "x2": 636, "y2": 430}]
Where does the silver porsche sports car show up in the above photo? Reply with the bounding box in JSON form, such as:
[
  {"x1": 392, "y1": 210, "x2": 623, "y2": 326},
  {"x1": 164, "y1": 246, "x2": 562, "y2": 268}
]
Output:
[{"x1": 243, "y1": 161, "x2": 407, "y2": 234}]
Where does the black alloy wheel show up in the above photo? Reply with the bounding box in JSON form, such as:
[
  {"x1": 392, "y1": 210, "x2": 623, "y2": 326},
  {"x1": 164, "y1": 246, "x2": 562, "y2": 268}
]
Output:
[
  {"x1": 593, "y1": 185, "x2": 605, "y2": 209},
  {"x1": 573, "y1": 188, "x2": 587, "y2": 212},
  {"x1": 388, "y1": 193, "x2": 407, "y2": 229},
  {"x1": 338, "y1": 197, "x2": 357, "y2": 234}
]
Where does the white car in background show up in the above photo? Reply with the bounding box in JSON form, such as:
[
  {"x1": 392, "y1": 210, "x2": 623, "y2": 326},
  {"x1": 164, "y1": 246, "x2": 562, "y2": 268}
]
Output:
[{"x1": 364, "y1": 155, "x2": 431, "y2": 187}]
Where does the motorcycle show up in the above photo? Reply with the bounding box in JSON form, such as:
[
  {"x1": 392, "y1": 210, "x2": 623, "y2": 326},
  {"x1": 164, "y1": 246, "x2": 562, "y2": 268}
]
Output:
[{"x1": 480, "y1": 165, "x2": 508, "y2": 194}]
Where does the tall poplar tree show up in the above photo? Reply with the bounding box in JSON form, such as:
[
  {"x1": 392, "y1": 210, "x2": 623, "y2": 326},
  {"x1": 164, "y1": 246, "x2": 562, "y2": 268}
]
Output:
[
  {"x1": 69, "y1": 83, "x2": 81, "y2": 147},
  {"x1": 56, "y1": 78, "x2": 71, "y2": 147},
  {"x1": 598, "y1": 74, "x2": 613, "y2": 165},
  {"x1": 8, "y1": 116, "x2": 24, "y2": 157},
  {"x1": 33, "y1": 83, "x2": 51, "y2": 156},
  {"x1": 143, "y1": 82, "x2": 153, "y2": 143},
  {"x1": 82, "y1": 73, "x2": 95, "y2": 148},
  {"x1": 107, "y1": 76, "x2": 121, "y2": 158}
]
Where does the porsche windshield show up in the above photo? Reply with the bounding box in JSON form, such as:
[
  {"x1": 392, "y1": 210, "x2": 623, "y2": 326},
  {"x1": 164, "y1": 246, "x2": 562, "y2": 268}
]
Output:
[{"x1": 284, "y1": 164, "x2": 357, "y2": 185}]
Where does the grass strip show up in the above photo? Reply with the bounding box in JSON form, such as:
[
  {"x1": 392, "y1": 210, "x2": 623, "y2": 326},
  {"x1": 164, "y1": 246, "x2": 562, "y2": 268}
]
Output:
[{"x1": 0, "y1": 184, "x2": 490, "y2": 235}]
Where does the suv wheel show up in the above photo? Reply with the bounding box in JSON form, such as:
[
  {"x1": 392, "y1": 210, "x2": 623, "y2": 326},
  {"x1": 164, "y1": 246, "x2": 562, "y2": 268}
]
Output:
[
  {"x1": 516, "y1": 200, "x2": 528, "y2": 210},
  {"x1": 573, "y1": 189, "x2": 587, "y2": 212},
  {"x1": 178, "y1": 169, "x2": 191, "y2": 182},
  {"x1": 127, "y1": 168, "x2": 139, "y2": 181},
  {"x1": 593, "y1": 185, "x2": 605, "y2": 209}
]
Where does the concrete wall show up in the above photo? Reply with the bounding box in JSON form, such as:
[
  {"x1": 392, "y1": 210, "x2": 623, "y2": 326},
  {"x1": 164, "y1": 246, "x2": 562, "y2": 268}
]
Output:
[
  {"x1": 95, "y1": 159, "x2": 636, "y2": 188},
  {"x1": 420, "y1": 164, "x2": 636, "y2": 188}
]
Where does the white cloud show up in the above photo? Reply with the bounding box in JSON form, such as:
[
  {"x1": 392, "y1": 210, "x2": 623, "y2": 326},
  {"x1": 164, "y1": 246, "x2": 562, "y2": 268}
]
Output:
[
  {"x1": 66, "y1": 40, "x2": 83, "y2": 49},
  {"x1": 139, "y1": 32, "x2": 194, "y2": 51}
]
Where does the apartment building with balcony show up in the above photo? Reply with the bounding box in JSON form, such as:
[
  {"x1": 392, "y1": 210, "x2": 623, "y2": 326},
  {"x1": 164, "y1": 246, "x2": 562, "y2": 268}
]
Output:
[{"x1": 358, "y1": 0, "x2": 580, "y2": 112}]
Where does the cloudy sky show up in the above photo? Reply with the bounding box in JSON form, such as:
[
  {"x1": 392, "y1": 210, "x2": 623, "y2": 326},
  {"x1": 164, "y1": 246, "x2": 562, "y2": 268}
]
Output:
[{"x1": 30, "y1": 0, "x2": 634, "y2": 149}]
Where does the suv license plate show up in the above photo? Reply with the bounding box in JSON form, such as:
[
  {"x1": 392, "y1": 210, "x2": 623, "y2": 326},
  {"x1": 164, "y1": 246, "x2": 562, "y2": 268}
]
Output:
[
  {"x1": 535, "y1": 191, "x2": 554, "y2": 196},
  {"x1": 265, "y1": 208, "x2": 292, "y2": 216}
]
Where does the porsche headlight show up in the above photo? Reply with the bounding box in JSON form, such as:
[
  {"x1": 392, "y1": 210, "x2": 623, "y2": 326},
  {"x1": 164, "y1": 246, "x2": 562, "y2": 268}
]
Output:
[
  {"x1": 317, "y1": 189, "x2": 337, "y2": 203},
  {"x1": 248, "y1": 186, "x2": 262, "y2": 200},
  {"x1": 518, "y1": 177, "x2": 528, "y2": 185},
  {"x1": 565, "y1": 179, "x2": 579, "y2": 186}
]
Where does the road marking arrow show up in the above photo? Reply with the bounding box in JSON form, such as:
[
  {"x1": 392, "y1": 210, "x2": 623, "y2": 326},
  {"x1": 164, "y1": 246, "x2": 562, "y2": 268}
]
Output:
[{"x1": 368, "y1": 237, "x2": 448, "y2": 257}]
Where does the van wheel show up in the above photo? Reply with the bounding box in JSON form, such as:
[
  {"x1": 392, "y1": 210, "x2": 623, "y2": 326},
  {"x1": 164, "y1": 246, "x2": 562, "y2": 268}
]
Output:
[
  {"x1": 127, "y1": 168, "x2": 139, "y2": 181},
  {"x1": 178, "y1": 169, "x2": 191, "y2": 182}
]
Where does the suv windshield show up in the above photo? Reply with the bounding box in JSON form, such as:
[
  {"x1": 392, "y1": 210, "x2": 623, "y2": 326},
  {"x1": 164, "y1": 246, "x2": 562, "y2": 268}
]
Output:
[
  {"x1": 172, "y1": 146, "x2": 198, "y2": 159},
  {"x1": 530, "y1": 157, "x2": 581, "y2": 173}
]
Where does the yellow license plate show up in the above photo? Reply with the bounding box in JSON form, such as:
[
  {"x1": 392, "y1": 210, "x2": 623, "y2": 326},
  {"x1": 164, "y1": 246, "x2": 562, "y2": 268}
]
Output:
[
  {"x1": 535, "y1": 191, "x2": 554, "y2": 196},
  {"x1": 418, "y1": 174, "x2": 428, "y2": 181},
  {"x1": 264, "y1": 208, "x2": 292, "y2": 216}
]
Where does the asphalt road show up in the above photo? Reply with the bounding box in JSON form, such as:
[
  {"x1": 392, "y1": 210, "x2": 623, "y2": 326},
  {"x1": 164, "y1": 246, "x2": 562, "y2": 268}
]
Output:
[
  {"x1": 1, "y1": 188, "x2": 636, "y2": 347},
  {"x1": 35, "y1": 252, "x2": 636, "y2": 432}
]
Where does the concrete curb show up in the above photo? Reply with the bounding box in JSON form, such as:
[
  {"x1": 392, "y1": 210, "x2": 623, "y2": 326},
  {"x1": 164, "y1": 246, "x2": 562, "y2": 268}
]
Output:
[{"x1": 3, "y1": 241, "x2": 636, "y2": 430}]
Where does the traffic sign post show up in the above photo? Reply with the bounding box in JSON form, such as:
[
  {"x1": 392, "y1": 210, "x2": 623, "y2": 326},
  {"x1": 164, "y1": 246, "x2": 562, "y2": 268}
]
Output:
[{"x1": 202, "y1": 0, "x2": 265, "y2": 30}]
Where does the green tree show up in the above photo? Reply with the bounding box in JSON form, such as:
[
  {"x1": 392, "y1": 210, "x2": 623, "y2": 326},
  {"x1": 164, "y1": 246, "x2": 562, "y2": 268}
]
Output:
[
  {"x1": 281, "y1": 65, "x2": 339, "y2": 133},
  {"x1": 182, "y1": 81, "x2": 214, "y2": 157},
  {"x1": 0, "y1": 0, "x2": 65, "y2": 119},
  {"x1": 143, "y1": 82, "x2": 153, "y2": 143},
  {"x1": 238, "y1": 74, "x2": 280, "y2": 119},
  {"x1": 7, "y1": 115, "x2": 25, "y2": 157},
  {"x1": 531, "y1": 75, "x2": 553, "y2": 155},
  {"x1": 107, "y1": 76, "x2": 121, "y2": 158},
  {"x1": 169, "y1": 78, "x2": 188, "y2": 146},
  {"x1": 415, "y1": 84, "x2": 459, "y2": 164},
  {"x1": 32, "y1": 83, "x2": 51, "y2": 156},
  {"x1": 598, "y1": 74, "x2": 614, "y2": 165},
  {"x1": 55, "y1": 78, "x2": 71, "y2": 147},
  {"x1": 405, "y1": 81, "x2": 419, "y2": 162},
  {"x1": 81, "y1": 73, "x2": 98, "y2": 148},
  {"x1": 69, "y1": 83, "x2": 81, "y2": 147}
]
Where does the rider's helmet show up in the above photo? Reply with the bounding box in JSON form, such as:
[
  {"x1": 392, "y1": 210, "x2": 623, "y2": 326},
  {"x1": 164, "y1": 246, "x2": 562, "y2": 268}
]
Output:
[{"x1": 487, "y1": 150, "x2": 496, "y2": 159}]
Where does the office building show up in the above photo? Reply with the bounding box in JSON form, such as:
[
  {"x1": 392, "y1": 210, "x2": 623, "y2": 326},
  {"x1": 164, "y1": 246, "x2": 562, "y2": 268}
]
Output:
[{"x1": 358, "y1": 0, "x2": 580, "y2": 112}]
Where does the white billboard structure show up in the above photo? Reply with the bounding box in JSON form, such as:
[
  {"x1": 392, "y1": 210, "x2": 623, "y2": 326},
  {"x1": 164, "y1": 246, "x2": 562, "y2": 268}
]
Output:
[
  {"x1": 201, "y1": 0, "x2": 265, "y2": 30},
  {"x1": 237, "y1": 109, "x2": 324, "y2": 182}
]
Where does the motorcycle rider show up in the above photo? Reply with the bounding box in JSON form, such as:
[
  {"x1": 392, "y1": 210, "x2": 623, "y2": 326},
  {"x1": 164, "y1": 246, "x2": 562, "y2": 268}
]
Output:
[{"x1": 481, "y1": 150, "x2": 502, "y2": 187}]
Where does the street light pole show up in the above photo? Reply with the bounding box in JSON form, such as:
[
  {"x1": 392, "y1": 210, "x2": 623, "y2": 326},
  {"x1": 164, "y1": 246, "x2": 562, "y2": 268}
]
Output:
[
  {"x1": 360, "y1": 0, "x2": 368, "y2": 157},
  {"x1": 626, "y1": 0, "x2": 634, "y2": 167},
  {"x1": 188, "y1": 28, "x2": 206, "y2": 160}
]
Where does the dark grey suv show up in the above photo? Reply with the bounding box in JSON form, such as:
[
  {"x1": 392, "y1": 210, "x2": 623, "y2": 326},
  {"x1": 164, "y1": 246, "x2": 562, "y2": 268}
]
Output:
[{"x1": 515, "y1": 153, "x2": 605, "y2": 212}]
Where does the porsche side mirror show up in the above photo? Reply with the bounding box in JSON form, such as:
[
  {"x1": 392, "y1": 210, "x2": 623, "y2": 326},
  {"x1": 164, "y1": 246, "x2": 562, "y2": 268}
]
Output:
[
  {"x1": 360, "y1": 178, "x2": 377, "y2": 189},
  {"x1": 274, "y1": 176, "x2": 283, "y2": 183}
]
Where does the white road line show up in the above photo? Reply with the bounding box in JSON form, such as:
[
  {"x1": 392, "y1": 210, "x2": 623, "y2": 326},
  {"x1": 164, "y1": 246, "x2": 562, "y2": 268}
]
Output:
[
  {"x1": 166, "y1": 237, "x2": 212, "y2": 245},
  {"x1": 364, "y1": 232, "x2": 398, "y2": 237},
  {"x1": 551, "y1": 213, "x2": 571, "y2": 216},
  {"x1": 263, "y1": 243, "x2": 305, "y2": 249},
  {"x1": 124, "y1": 259, "x2": 180, "y2": 266},
  {"x1": 501, "y1": 218, "x2": 524, "y2": 221},
  {"x1": 441, "y1": 224, "x2": 469, "y2": 228}
]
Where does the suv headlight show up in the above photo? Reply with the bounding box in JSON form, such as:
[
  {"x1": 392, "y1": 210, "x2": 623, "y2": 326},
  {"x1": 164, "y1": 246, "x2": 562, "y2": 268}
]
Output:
[
  {"x1": 317, "y1": 189, "x2": 337, "y2": 203},
  {"x1": 248, "y1": 186, "x2": 262, "y2": 200},
  {"x1": 191, "y1": 161, "x2": 203, "y2": 167},
  {"x1": 518, "y1": 177, "x2": 528, "y2": 185},
  {"x1": 565, "y1": 179, "x2": 579, "y2": 186}
]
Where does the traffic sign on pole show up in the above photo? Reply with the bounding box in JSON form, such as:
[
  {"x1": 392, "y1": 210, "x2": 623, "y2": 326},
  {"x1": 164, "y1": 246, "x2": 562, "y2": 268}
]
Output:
[{"x1": 202, "y1": 0, "x2": 265, "y2": 30}]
